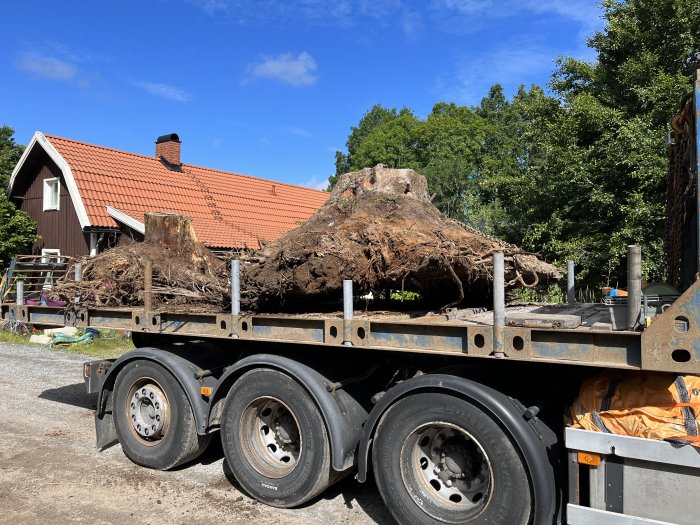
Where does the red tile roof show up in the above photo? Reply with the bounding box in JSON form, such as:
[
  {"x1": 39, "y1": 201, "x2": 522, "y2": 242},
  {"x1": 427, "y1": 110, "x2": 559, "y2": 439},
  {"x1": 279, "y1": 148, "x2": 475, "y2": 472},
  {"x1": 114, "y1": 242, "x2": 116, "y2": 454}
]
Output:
[{"x1": 45, "y1": 135, "x2": 329, "y2": 249}]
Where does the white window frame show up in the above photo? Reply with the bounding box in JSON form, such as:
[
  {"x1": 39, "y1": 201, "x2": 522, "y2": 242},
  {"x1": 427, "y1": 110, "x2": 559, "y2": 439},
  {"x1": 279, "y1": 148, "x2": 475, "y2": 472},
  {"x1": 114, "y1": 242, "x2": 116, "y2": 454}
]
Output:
[
  {"x1": 41, "y1": 249, "x2": 62, "y2": 290},
  {"x1": 43, "y1": 177, "x2": 60, "y2": 211}
]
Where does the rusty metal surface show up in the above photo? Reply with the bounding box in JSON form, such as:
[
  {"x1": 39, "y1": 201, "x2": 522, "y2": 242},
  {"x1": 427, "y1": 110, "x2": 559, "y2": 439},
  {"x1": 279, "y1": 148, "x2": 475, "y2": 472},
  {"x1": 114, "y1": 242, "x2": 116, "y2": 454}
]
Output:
[
  {"x1": 27, "y1": 307, "x2": 65, "y2": 326},
  {"x1": 365, "y1": 321, "x2": 466, "y2": 353},
  {"x1": 11, "y1": 301, "x2": 698, "y2": 372},
  {"x1": 641, "y1": 277, "x2": 700, "y2": 374},
  {"x1": 666, "y1": 91, "x2": 694, "y2": 290}
]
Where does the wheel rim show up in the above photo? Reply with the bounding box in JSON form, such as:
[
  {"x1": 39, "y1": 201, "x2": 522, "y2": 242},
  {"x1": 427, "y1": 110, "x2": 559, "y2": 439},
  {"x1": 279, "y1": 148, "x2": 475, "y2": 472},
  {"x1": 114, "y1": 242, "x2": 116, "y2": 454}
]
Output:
[
  {"x1": 125, "y1": 377, "x2": 171, "y2": 446},
  {"x1": 400, "y1": 422, "x2": 493, "y2": 523},
  {"x1": 239, "y1": 397, "x2": 302, "y2": 478}
]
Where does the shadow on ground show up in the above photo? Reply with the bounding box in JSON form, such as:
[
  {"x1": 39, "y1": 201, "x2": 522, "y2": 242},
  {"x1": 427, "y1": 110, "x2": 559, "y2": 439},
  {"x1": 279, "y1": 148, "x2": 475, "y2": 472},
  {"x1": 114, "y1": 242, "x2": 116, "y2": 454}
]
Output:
[
  {"x1": 39, "y1": 382, "x2": 97, "y2": 410},
  {"x1": 221, "y1": 458, "x2": 395, "y2": 525}
]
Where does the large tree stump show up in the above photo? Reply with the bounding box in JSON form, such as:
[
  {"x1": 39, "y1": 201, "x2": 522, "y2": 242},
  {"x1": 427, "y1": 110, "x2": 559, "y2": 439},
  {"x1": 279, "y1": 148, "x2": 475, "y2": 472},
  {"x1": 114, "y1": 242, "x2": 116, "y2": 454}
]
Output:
[
  {"x1": 145, "y1": 213, "x2": 199, "y2": 248},
  {"x1": 240, "y1": 165, "x2": 562, "y2": 311},
  {"x1": 144, "y1": 212, "x2": 218, "y2": 272}
]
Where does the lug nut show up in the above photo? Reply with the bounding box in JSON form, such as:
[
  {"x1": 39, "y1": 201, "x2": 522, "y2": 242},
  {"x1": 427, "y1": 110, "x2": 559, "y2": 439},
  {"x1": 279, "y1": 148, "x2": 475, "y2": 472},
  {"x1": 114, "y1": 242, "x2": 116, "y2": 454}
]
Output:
[
  {"x1": 156, "y1": 415, "x2": 160, "y2": 421},
  {"x1": 142, "y1": 388, "x2": 146, "y2": 395},
  {"x1": 155, "y1": 403, "x2": 159, "y2": 409},
  {"x1": 135, "y1": 393, "x2": 139, "y2": 399},
  {"x1": 150, "y1": 392, "x2": 154, "y2": 399},
  {"x1": 131, "y1": 402, "x2": 135, "y2": 409},
  {"x1": 445, "y1": 480, "x2": 453, "y2": 487}
]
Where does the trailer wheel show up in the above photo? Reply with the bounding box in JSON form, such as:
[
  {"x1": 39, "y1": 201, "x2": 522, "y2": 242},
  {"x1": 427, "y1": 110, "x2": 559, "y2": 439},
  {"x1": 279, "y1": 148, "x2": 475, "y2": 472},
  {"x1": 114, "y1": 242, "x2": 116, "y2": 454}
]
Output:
[
  {"x1": 372, "y1": 393, "x2": 531, "y2": 524},
  {"x1": 113, "y1": 360, "x2": 210, "y2": 470},
  {"x1": 220, "y1": 368, "x2": 332, "y2": 508}
]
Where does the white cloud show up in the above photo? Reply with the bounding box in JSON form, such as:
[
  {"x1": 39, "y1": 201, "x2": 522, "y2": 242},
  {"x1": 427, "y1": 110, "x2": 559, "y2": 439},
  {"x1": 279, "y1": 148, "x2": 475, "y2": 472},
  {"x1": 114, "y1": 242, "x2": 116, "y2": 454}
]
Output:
[
  {"x1": 285, "y1": 126, "x2": 314, "y2": 138},
  {"x1": 15, "y1": 53, "x2": 77, "y2": 81},
  {"x1": 186, "y1": 0, "x2": 418, "y2": 37},
  {"x1": 301, "y1": 174, "x2": 330, "y2": 190},
  {"x1": 132, "y1": 81, "x2": 192, "y2": 102},
  {"x1": 401, "y1": 10, "x2": 424, "y2": 41},
  {"x1": 244, "y1": 52, "x2": 318, "y2": 87},
  {"x1": 431, "y1": 0, "x2": 602, "y2": 37},
  {"x1": 436, "y1": 42, "x2": 557, "y2": 104},
  {"x1": 187, "y1": 0, "x2": 231, "y2": 14}
]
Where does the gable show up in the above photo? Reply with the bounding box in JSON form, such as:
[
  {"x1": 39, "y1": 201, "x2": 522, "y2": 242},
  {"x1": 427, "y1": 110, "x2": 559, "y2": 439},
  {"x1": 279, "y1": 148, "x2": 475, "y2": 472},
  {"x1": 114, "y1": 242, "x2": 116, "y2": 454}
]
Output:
[
  {"x1": 10, "y1": 132, "x2": 329, "y2": 249},
  {"x1": 9, "y1": 132, "x2": 91, "y2": 230}
]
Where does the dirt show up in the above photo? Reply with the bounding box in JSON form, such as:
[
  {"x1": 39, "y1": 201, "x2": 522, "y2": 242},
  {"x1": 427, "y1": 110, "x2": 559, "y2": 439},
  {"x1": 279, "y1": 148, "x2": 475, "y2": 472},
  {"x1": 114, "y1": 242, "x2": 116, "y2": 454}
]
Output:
[
  {"x1": 50, "y1": 240, "x2": 229, "y2": 313},
  {"x1": 51, "y1": 165, "x2": 561, "y2": 314},
  {"x1": 0, "y1": 343, "x2": 393, "y2": 525},
  {"x1": 242, "y1": 165, "x2": 561, "y2": 311}
]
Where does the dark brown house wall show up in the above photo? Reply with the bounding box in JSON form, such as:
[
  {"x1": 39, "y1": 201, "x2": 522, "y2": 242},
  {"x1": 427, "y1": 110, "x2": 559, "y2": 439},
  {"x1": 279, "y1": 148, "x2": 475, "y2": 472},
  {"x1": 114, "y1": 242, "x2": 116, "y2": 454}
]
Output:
[{"x1": 18, "y1": 161, "x2": 88, "y2": 257}]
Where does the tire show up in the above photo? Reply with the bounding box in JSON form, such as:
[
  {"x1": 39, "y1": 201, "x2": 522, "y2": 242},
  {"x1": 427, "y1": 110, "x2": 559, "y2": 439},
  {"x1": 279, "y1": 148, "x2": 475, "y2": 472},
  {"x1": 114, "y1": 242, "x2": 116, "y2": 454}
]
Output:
[
  {"x1": 113, "y1": 360, "x2": 211, "y2": 470},
  {"x1": 220, "y1": 368, "x2": 332, "y2": 508},
  {"x1": 372, "y1": 393, "x2": 532, "y2": 525}
]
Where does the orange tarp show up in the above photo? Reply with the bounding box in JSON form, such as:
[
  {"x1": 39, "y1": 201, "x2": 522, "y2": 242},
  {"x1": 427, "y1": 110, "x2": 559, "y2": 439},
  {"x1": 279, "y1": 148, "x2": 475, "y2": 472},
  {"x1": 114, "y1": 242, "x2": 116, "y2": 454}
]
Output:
[{"x1": 569, "y1": 371, "x2": 700, "y2": 446}]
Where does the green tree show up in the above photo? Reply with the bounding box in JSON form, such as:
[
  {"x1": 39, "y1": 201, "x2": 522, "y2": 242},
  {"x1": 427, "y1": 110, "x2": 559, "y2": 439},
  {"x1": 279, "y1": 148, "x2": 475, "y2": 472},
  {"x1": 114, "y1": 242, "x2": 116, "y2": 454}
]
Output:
[
  {"x1": 419, "y1": 102, "x2": 499, "y2": 227},
  {"x1": 350, "y1": 110, "x2": 423, "y2": 171},
  {"x1": 0, "y1": 125, "x2": 24, "y2": 189},
  {"x1": 329, "y1": 105, "x2": 412, "y2": 188},
  {"x1": 0, "y1": 197, "x2": 37, "y2": 267},
  {"x1": 499, "y1": 0, "x2": 700, "y2": 285},
  {"x1": 332, "y1": 0, "x2": 700, "y2": 287},
  {"x1": 331, "y1": 101, "x2": 502, "y2": 229},
  {"x1": 0, "y1": 125, "x2": 37, "y2": 268}
]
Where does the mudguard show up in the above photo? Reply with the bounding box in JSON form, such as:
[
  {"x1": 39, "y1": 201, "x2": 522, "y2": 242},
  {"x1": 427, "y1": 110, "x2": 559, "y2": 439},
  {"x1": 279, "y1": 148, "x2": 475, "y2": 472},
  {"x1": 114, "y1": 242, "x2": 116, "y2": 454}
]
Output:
[
  {"x1": 356, "y1": 374, "x2": 558, "y2": 525},
  {"x1": 95, "y1": 345, "x2": 230, "y2": 448},
  {"x1": 209, "y1": 354, "x2": 368, "y2": 472}
]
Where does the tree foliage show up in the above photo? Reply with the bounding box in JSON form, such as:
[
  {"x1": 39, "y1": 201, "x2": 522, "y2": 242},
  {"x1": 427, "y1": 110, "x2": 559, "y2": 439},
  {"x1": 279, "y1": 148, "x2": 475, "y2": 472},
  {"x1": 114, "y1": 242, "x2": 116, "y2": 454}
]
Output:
[
  {"x1": 500, "y1": 0, "x2": 700, "y2": 284},
  {"x1": 0, "y1": 125, "x2": 37, "y2": 268},
  {"x1": 0, "y1": 125, "x2": 24, "y2": 189},
  {"x1": 331, "y1": 0, "x2": 700, "y2": 287}
]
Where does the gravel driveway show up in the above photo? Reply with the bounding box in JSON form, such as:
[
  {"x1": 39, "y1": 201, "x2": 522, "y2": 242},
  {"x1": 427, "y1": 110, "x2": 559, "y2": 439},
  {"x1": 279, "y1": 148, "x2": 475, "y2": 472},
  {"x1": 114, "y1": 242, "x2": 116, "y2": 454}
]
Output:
[{"x1": 0, "y1": 343, "x2": 394, "y2": 524}]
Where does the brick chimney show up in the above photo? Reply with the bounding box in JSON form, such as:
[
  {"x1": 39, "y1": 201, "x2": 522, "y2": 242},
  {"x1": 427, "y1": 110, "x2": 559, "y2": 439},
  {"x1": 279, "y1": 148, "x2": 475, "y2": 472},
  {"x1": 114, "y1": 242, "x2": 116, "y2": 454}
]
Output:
[{"x1": 155, "y1": 133, "x2": 181, "y2": 168}]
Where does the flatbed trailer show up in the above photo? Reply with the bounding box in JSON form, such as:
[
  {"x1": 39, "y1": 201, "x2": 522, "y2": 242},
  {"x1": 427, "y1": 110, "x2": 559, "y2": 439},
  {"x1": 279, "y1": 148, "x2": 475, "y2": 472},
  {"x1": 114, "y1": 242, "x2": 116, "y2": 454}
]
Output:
[
  {"x1": 5, "y1": 71, "x2": 700, "y2": 525},
  {"x1": 4, "y1": 253, "x2": 699, "y2": 525}
]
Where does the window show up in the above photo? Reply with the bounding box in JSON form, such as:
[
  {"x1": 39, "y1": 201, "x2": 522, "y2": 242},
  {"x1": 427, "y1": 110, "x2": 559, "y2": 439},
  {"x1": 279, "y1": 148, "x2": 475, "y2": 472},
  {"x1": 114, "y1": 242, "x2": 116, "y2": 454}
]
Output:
[
  {"x1": 41, "y1": 249, "x2": 61, "y2": 290},
  {"x1": 41, "y1": 248, "x2": 61, "y2": 262},
  {"x1": 43, "y1": 178, "x2": 60, "y2": 211}
]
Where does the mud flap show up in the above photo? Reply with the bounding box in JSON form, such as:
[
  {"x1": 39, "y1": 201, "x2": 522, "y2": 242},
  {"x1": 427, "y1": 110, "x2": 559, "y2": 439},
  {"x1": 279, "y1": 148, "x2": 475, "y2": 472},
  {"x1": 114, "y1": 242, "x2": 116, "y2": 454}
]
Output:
[{"x1": 95, "y1": 412, "x2": 118, "y2": 450}]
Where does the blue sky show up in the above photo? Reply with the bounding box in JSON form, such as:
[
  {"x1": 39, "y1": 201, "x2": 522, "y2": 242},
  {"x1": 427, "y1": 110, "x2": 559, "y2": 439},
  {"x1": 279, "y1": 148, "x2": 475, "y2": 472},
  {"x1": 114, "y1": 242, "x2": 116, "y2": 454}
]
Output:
[{"x1": 1, "y1": 1, "x2": 604, "y2": 189}]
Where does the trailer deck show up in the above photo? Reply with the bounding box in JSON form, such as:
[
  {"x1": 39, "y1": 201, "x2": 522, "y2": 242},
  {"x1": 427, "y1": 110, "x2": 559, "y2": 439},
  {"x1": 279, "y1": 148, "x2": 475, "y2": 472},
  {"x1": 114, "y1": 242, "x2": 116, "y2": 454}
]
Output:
[{"x1": 3, "y1": 300, "x2": 649, "y2": 370}]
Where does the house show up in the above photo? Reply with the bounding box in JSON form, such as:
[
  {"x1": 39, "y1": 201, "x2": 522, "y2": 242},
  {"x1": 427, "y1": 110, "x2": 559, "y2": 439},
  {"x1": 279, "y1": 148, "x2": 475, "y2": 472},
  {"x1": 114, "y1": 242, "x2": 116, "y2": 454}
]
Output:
[{"x1": 8, "y1": 132, "x2": 329, "y2": 258}]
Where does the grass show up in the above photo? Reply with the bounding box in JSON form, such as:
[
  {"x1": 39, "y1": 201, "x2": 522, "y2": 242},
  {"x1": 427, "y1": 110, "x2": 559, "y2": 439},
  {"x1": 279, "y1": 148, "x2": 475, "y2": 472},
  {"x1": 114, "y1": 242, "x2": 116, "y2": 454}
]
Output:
[
  {"x1": 511, "y1": 283, "x2": 602, "y2": 304},
  {"x1": 0, "y1": 323, "x2": 134, "y2": 359}
]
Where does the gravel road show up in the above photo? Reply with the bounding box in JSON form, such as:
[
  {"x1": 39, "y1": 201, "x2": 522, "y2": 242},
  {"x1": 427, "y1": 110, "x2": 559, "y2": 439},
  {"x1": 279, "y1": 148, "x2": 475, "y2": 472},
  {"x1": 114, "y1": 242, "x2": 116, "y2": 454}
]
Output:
[{"x1": 0, "y1": 343, "x2": 394, "y2": 525}]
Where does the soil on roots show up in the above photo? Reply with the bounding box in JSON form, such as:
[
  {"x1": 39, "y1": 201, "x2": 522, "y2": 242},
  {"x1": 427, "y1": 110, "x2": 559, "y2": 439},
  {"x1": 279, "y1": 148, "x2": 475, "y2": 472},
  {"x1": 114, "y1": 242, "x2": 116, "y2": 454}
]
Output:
[
  {"x1": 50, "y1": 240, "x2": 230, "y2": 312},
  {"x1": 239, "y1": 165, "x2": 561, "y2": 311},
  {"x1": 51, "y1": 165, "x2": 561, "y2": 313}
]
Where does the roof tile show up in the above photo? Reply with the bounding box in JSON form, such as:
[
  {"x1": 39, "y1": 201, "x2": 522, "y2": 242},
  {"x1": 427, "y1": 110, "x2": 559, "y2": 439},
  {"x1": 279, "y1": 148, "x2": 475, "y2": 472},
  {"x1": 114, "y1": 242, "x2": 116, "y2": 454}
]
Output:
[{"x1": 45, "y1": 135, "x2": 329, "y2": 248}]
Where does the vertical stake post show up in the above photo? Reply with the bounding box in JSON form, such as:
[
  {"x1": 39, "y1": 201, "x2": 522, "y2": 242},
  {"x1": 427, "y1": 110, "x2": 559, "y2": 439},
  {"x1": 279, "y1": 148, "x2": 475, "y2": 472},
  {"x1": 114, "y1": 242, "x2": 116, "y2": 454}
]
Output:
[
  {"x1": 16, "y1": 280, "x2": 24, "y2": 306},
  {"x1": 493, "y1": 252, "x2": 505, "y2": 358},
  {"x1": 343, "y1": 280, "x2": 353, "y2": 346},
  {"x1": 231, "y1": 259, "x2": 241, "y2": 316},
  {"x1": 567, "y1": 260, "x2": 575, "y2": 304},
  {"x1": 74, "y1": 263, "x2": 82, "y2": 304},
  {"x1": 627, "y1": 245, "x2": 642, "y2": 330},
  {"x1": 144, "y1": 260, "x2": 153, "y2": 313}
]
